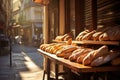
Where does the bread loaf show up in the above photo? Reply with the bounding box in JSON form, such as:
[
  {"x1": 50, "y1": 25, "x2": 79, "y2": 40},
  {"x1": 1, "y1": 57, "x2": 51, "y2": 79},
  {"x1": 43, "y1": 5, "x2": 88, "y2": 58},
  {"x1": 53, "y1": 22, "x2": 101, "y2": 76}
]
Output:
[
  {"x1": 55, "y1": 36, "x2": 64, "y2": 41},
  {"x1": 82, "y1": 45, "x2": 108, "y2": 65},
  {"x1": 64, "y1": 52, "x2": 72, "y2": 59},
  {"x1": 69, "y1": 48, "x2": 86, "y2": 61},
  {"x1": 91, "y1": 52, "x2": 120, "y2": 66},
  {"x1": 76, "y1": 49, "x2": 93, "y2": 63},
  {"x1": 56, "y1": 45, "x2": 77, "y2": 57},
  {"x1": 82, "y1": 30, "x2": 96, "y2": 40},
  {"x1": 92, "y1": 32, "x2": 103, "y2": 41},
  {"x1": 76, "y1": 30, "x2": 89, "y2": 41},
  {"x1": 99, "y1": 32, "x2": 109, "y2": 41}
]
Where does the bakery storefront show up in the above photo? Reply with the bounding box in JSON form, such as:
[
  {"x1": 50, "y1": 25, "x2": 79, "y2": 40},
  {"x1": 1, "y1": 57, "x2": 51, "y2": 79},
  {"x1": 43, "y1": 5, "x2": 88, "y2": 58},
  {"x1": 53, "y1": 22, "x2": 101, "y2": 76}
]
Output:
[{"x1": 34, "y1": 0, "x2": 120, "y2": 80}]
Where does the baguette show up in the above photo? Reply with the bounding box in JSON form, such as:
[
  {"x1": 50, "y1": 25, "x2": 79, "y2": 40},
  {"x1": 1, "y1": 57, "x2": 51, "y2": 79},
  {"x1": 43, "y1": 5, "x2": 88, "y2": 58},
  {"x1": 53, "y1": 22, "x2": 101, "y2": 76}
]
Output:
[
  {"x1": 82, "y1": 30, "x2": 96, "y2": 40},
  {"x1": 91, "y1": 52, "x2": 120, "y2": 66},
  {"x1": 82, "y1": 45, "x2": 108, "y2": 65},
  {"x1": 76, "y1": 49, "x2": 93, "y2": 63},
  {"x1": 76, "y1": 30, "x2": 89, "y2": 41},
  {"x1": 92, "y1": 32, "x2": 103, "y2": 41},
  {"x1": 56, "y1": 45, "x2": 77, "y2": 57},
  {"x1": 69, "y1": 48, "x2": 85, "y2": 61},
  {"x1": 99, "y1": 32, "x2": 109, "y2": 41}
]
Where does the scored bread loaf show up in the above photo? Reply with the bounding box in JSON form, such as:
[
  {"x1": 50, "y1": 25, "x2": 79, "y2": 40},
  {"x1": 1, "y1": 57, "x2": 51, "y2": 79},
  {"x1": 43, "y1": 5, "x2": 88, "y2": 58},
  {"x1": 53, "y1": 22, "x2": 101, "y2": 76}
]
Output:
[
  {"x1": 69, "y1": 49, "x2": 85, "y2": 61},
  {"x1": 82, "y1": 45, "x2": 108, "y2": 66},
  {"x1": 82, "y1": 30, "x2": 96, "y2": 41},
  {"x1": 92, "y1": 32, "x2": 103, "y2": 41},
  {"x1": 55, "y1": 35, "x2": 64, "y2": 41},
  {"x1": 56, "y1": 45, "x2": 77, "y2": 57},
  {"x1": 76, "y1": 49, "x2": 93, "y2": 63},
  {"x1": 76, "y1": 30, "x2": 90, "y2": 41},
  {"x1": 69, "y1": 48, "x2": 90, "y2": 62},
  {"x1": 99, "y1": 32, "x2": 110, "y2": 41},
  {"x1": 64, "y1": 52, "x2": 72, "y2": 59},
  {"x1": 91, "y1": 51, "x2": 120, "y2": 66}
]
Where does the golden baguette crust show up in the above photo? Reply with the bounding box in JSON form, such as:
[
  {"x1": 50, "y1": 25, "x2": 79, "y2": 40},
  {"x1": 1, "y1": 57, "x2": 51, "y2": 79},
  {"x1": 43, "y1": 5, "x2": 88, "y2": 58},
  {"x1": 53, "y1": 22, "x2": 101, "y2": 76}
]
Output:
[
  {"x1": 82, "y1": 45, "x2": 108, "y2": 66},
  {"x1": 56, "y1": 45, "x2": 77, "y2": 57},
  {"x1": 82, "y1": 30, "x2": 96, "y2": 40},
  {"x1": 91, "y1": 52, "x2": 120, "y2": 66}
]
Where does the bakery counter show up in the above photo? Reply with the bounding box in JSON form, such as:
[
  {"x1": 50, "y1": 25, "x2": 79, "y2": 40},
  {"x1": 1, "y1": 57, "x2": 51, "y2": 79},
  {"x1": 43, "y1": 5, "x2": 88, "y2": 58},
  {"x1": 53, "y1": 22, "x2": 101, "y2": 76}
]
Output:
[{"x1": 37, "y1": 49, "x2": 120, "y2": 80}]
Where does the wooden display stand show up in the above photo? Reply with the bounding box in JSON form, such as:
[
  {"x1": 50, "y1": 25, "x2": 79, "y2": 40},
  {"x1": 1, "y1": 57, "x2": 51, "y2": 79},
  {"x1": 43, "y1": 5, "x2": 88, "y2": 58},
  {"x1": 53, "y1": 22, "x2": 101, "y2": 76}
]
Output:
[{"x1": 38, "y1": 40, "x2": 120, "y2": 80}]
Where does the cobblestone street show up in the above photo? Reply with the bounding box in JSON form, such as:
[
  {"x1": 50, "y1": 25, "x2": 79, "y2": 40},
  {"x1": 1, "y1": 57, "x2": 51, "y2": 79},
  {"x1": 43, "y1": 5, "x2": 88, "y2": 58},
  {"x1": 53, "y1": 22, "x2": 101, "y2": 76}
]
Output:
[{"x1": 0, "y1": 44, "x2": 45, "y2": 80}]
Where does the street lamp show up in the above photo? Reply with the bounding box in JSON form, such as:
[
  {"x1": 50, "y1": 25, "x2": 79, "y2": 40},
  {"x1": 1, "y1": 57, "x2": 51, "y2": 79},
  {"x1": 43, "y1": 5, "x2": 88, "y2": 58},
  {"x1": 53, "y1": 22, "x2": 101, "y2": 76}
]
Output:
[{"x1": 33, "y1": 0, "x2": 50, "y2": 6}]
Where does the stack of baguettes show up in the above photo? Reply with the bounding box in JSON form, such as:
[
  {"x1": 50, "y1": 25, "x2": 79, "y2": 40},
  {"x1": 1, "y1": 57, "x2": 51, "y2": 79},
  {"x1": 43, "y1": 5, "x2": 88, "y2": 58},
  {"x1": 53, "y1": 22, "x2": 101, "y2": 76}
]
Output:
[
  {"x1": 39, "y1": 26, "x2": 120, "y2": 67},
  {"x1": 76, "y1": 26, "x2": 120, "y2": 41},
  {"x1": 55, "y1": 32, "x2": 73, "y2": 41},
  {"x1": 40, "y1": 43, "x2": 120, "y2": 67}
]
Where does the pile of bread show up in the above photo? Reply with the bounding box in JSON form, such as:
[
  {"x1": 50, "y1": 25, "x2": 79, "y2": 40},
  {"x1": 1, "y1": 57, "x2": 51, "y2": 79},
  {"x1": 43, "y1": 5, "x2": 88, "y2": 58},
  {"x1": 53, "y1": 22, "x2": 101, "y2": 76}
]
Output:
[
  {"x1": 76, "y1": 26, "x2": 120, "y2": 41},
  {"x1": 40, "y1": 43, "x2": 120, "y2": 67},
  {"x1": 55, "y1": 32, "x2": 73, "y2": 41}
]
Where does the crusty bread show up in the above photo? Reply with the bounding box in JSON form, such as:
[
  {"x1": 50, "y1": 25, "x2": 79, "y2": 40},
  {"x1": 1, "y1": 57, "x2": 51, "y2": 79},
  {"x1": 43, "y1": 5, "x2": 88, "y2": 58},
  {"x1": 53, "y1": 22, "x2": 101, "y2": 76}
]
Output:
[
  {"x1": 92, "y1": 32, "x2": 103, "y2": 41},
  {"x1": 82, "y1": 30, "x2": 96, "y2": 40},
  {"x1": 69, "y1": 48, "x2": 85, "y2": 61},
  {"x1": 55, "y1": 36, "x2": 64, "y2": 41},
  {"x1": 56, "y1": 45, "x2": 77, "y2": 57},
  {"x1": 69, "y1": 48, "x2": 91, "y2": 62},
  {"x1": 76, "y1": 49, "x2": 93, "y2": 63},
  {"x1": 82, "y1": 45, "x2": 108, "y2": 65},
  {"x1": 76, "y1": 30, "x2": 90, "y2": 41},
  {"x1": 91, "y1": 52, "x2": 120, "y2": 66},
  {"x1": 99, "y1": 32, "x2": 109, "y2": 41},
  {"x1": 64, "y1": 52, "x2": 72, "y2": 59}
]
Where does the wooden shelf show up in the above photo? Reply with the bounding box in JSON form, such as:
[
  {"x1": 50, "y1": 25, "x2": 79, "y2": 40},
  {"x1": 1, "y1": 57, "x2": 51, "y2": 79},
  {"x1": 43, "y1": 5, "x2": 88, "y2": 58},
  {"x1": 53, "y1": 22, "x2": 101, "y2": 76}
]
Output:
[
  {"x1": 72, "y1": 40, "x2": 120, "y2": 46},
  {"x1": 53, "y1": 40, "x2": 120, "y2": 46},
  {"x1": 38, "y1": 49, "x2": 120, "y2": 73}
]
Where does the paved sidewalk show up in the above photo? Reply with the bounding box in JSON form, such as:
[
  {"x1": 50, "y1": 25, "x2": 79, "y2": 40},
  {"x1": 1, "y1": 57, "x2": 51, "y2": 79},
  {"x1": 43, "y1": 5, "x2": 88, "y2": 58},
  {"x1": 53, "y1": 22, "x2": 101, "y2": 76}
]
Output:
[{"x1": 0, "y1": 44, "x2": 46, "y2": 80}]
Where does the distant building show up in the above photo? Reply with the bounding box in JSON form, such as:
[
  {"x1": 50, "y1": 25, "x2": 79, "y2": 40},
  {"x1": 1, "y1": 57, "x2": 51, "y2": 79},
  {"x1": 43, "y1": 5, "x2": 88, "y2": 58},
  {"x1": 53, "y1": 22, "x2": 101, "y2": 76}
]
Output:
[{"x1": 12, "y1": 0, "x2": 43, "y2": 45}]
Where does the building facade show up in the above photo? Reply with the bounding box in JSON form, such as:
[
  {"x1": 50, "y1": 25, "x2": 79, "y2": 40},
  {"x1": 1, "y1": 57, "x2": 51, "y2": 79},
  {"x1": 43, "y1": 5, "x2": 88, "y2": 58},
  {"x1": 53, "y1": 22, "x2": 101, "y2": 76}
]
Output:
[{"x1": 12, "y1": 0, "x2": 43, "y2": 45}]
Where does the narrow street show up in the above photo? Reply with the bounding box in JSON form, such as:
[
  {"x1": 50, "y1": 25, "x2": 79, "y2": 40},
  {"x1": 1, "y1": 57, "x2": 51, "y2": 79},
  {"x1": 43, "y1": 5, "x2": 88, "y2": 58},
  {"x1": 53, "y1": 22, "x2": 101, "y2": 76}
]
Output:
[{"x1": 0, "y1": 44, "x2": 45, "y2": 80}]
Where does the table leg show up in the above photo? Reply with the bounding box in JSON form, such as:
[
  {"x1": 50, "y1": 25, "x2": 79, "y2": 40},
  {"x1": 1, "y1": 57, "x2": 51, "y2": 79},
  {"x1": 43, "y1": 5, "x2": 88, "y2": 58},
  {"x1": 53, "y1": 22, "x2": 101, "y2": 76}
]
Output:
[
  {"x1": 55, "y1": 63, "x2": 59, "y2": 80},
  {"x1": 46, "y1": 58, "x2": 51, "y2": 80}
]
